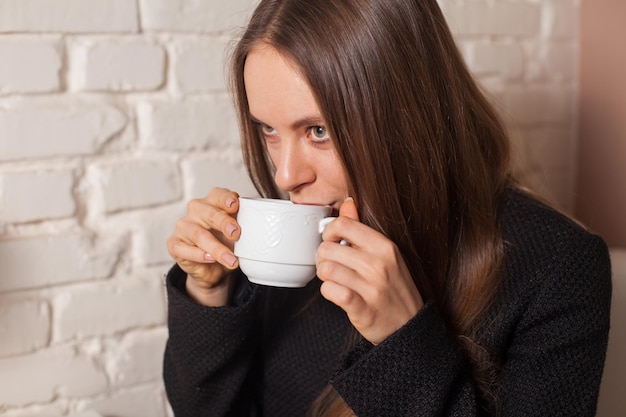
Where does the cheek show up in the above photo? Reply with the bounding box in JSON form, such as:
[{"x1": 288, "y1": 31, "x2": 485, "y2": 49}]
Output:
[
  {"x1": 326, "y1": 154, "x2": 349, "y2": 191},
  {"x1": 265, "y1": 143, "x2": 280, "y2": 168}
]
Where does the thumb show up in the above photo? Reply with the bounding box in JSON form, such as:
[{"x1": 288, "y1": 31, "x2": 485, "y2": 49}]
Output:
[{"x1": 339, "y1": 197, "x2": 359, "y2": 221}]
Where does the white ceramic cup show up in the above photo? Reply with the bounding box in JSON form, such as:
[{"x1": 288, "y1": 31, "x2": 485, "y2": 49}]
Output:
[{"x1": 234, "y1": 197, "x2": 333, "y2": 287}]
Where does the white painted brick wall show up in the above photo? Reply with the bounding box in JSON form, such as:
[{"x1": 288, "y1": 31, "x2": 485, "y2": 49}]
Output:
[
  {"x1": 0, "y1": 345, "x2": 108, "y2": 407},
  {"x1": 0, "y1": 234, "x2": 124, "y2": 292},
  {"x1": 0, "y1": 38, "x2": 62, "y2": 94},
  {"x1": 139, "y1": 0, "x2": 255, "y2": 33},
  {"x1": 545, "y1": 0, "x2": 580, "y2": 39},
  {"x1": 0, "y1": 0, "x2": 139, "y2": 33},
  {"x1": 104, "y1": 328, "x2": 169, "y2": 387},
  {"x1": 445, "y1": 1, "x2": 542, "y2": 37},
  {"x1": 0, "y1": 169, "x2": 76, "y2": 222},
  {"x1": 0, "y1": 301, "x2": 50, "y2": 357},
  {"x1": 137, "y1": 97, "x2": 240, "y2": 150},
  {"x1": 70, "y1": 39, "x2": 166, "y2": 92},
  {"x1": 181, "y1": 155, "x2": 258, "y2": 200},
  {"x1": 53, "y1": 278, "x2": 166, "y2": 342},
  {"x1": 171, "y1": 37, "x2": 232, "y2": 93},
  {"x1": 0, "y1": 102, "x2": 128, "y2": 160},
  {"x1": 463, "y1": 41, "x2": 524, "y2": 80},
  {"x1": 0, "y1": 0, "x2": 582, "y2": 415},
  {"x1": 90, "y1": 158, "x2": 182, "y2": 213}
]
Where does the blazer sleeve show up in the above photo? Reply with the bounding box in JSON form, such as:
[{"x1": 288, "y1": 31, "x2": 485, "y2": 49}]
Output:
[
  {"x1": 163, "y1": 264, "x2": 262, "y2": 417},
  {"x1": 495, "y1": 233, "x2": 611, "y2": 416},
  {"x1": 331, "y1": 301, "x2": 484, "y2": 416},
  {"x1": 331, "y1": 233, "x2": 612, "y2": 417}
]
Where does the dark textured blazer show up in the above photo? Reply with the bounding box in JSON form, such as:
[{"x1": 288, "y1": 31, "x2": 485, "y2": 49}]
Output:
[{"x1": 163, "y1": 188, "x2": 612, "y2": 417}]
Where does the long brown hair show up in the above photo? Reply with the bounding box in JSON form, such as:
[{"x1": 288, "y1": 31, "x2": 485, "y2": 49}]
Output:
[{"x1": 231, "y1": 0, "x2": 512, "y2": 413}]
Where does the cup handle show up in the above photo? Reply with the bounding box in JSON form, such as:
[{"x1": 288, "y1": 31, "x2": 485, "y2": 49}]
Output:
[{"x1": 318, "y1": 217, "x2": 349, "y2": 246}]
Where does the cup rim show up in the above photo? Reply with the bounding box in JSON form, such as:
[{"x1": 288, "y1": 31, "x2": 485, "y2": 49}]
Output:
[{"x1": 238, "y1": 197, "x2": 331, "y2": 210}]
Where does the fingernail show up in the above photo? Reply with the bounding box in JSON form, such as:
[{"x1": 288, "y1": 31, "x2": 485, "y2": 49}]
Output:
[
  {"x1": 204, "y1": 253, "x2": 216, "y2": 262},
  {"x1": 226, "y1": 197, "x2": 236, "y2": 208},
  {"x1": 226, "y1": 223, "x2": 238, "y2": 237},
  {"x1": 221, "y1": 253, "x2": 237, "y2": 267},
  {"x1": 344, "y1": 196, "x2": 354, "y2": 203}
]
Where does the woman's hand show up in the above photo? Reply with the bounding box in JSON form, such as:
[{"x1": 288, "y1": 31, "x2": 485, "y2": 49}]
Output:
[
  {"x1": 166, "y1": 187, "x2": 241, "y2": 306},
  {"x1": 316, "y1": 198, "x2": 424, "y2": 345}
]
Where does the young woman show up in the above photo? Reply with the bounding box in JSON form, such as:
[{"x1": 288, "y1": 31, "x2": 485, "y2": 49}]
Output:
[{"x1": 164, "y1": 0, "x2": 612, "y2": 416}]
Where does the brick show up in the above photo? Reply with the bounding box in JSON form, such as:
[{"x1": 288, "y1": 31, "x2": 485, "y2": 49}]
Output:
[
  {"x1": 72, "y1": 40, "x2": 166, "y2": 92},
  {"x1": 0, "y1": 103, "x2": 127, "y2": 161},
  {"x1": 544, "y1": 0, "x2": 579, "y2": 39},
  {"x1": 135, "y1": 205, "x2": 185, "y2": 266},
  {"x1": 465, "y1": 41, "x2": 524, "y2": 80},
  {"x1": 137, "y1": 97, "x2": 240, "y2": 150},
  {"x1": 105, "y1": 328, "x2": 168, "y2": 387},
  {"x1": 0, "y1": 169, "x2": 76, "y2": 223},
  {"x1": 91, "y1": 159, "x2": 182, "y2": 213},
  {"x1": 0, "y1": 301, "x2": 49, "y2": 357},
  {"x1": 53, "y1": 279, "x2": 166, "y2": 341},
  {"x1": 447, "y1": 1, "x2": 541, "y2": 37},
  {"x1": 0, "y1": 404, "x2": 64, "y2": 417},
  {"x1": 139, "y1": 0, "x2": 254, "y2": 32},
  {"x1": 0, "y1": 345, "x2": 108, "y2": 407},
  {"x1": 80, "y1": 384, "x2": 168, "y2": 417},
  {"x1": 182, "y1": 155, "x2": 257, "y2": 199},
  {"x1": 0, "y1": 38, "x2": 62, "y2": 95},
  {"x1": 172, "y1": 37, "x2": 231, "y2": 93},
  {"x1": 0, "y1": 233, "x2": 124, "y2": 292},
  {"x1": 526, "y1": 42, "x2": 577, "y2": 83},
  {"x1": 0, "y1": 0, "x2": 138, "y2": 33}
]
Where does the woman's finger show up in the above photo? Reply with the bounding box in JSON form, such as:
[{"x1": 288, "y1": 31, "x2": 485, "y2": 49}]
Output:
[
  {"x1": 320, "y1": 215, "x2": 361, "y2": 248},
  {"x1": 185, "y1": 198, "x2": 235, "y2": 237},
  {"x1": 319, "y1": 280, "x2": 366, "y2": 317},
  {"x1": 338, "y1": 197, "x2": 359, "y2": 220},
  {"x1": 318, "y1": 225, "x2": 393, "y2": 283},
  {"x1": 317, "y1": 261, "x2": 368, "y2": 315},
  {"x1": 167, "y1": 236, "x2": 217, "y2": 264},
  {"x1": 205, "y1": 187, "x2": 240, "y2": 214},
  {"x1": 181, "y1": 222, "x2": 238, "y2": 269}
]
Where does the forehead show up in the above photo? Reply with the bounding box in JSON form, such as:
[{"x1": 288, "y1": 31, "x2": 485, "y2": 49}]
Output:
[{"x1": 243, "y1": 44, "x2": 321, "y2": 125}]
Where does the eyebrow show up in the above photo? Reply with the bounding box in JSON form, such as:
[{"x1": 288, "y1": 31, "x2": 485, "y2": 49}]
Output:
[{"x1": 250, "y1": 113, "x2": 325, "y2": 131}]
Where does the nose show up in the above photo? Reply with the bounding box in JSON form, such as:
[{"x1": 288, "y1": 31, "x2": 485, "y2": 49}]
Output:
[{"x1": 273, "y1": 140, "x2": 315, "y2": 193}]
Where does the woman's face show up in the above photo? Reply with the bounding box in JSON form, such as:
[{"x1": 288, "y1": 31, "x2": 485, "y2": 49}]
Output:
[{"x1": 243, "y1": 44, "x2": 349, "y2": 211}]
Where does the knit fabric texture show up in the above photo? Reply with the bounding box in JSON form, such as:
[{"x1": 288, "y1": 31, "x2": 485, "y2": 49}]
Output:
[{"x1": 163, "y1": 188, "x2": 612, "y2": 417}]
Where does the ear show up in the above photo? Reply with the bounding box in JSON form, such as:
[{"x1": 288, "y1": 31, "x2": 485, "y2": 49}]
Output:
[{"x1": 339, "y1": 197, "x2": 359, "y2": 221}]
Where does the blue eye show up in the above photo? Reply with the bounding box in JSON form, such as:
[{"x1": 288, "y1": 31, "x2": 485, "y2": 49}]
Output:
[{"x1": 310, "y1": 126, "x2": 329, "y2": 141}]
